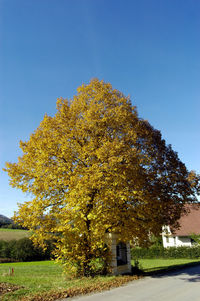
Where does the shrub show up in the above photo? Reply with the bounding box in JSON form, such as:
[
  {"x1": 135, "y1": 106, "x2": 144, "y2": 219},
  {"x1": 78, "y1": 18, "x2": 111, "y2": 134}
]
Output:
[
  {"x1": 131, "y1": 246, "x2": 200, "y2": 259},
  {"x1": 0, "y1": 238, "x2": 53, "y2": 262},
  {"x1": 131, "y1": 259, "x2": 143, "y2": 275},
  {"x1": 0, "y1": 258, "x2": 18, "y2": 263}
]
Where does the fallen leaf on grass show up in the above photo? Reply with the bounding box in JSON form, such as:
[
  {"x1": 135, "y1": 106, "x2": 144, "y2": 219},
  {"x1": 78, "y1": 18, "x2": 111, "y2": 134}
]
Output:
[
  {"x1": 20, "y1": 275, "x2": 142, "y2": 301},
  {"x1": 0, "y1": 282, "x2": 23, "y2": 296}
]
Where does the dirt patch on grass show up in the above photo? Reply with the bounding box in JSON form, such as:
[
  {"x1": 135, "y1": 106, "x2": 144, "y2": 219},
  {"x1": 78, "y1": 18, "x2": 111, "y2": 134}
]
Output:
[{"x1": 0, "y1": 282, "x2": 22, "y2": 296}]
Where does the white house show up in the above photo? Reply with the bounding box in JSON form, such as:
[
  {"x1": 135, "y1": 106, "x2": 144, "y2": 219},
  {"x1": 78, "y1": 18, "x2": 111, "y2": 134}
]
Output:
[{"x1": 162, "y1": 204, "x2": 200, "y2": 247}]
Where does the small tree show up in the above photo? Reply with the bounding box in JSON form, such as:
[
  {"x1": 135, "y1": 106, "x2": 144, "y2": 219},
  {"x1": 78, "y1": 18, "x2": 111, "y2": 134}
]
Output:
[{"x1": 4, "y1": 79, "x2": 199, "y2": 276}]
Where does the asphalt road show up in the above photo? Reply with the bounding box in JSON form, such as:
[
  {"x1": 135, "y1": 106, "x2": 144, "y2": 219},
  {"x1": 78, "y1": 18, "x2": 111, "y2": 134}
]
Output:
[{"x1": 64, "y1": 264, "x2": 200, "y2": 301}]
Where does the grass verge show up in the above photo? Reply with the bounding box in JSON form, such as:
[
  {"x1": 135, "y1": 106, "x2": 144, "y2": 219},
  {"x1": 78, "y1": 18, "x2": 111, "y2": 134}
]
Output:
[
  {"x1": 0, "y1": 261, "x2": 140, "y2": 301},
  {"x1": 132, "y1": 258, "x2": 200, "y2": 273}
]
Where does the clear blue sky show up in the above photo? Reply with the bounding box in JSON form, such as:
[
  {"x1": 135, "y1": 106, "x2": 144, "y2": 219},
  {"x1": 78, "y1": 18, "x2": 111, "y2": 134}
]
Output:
[{"x1": 0, "y1": 0, "x2": 199, "y2": 218}]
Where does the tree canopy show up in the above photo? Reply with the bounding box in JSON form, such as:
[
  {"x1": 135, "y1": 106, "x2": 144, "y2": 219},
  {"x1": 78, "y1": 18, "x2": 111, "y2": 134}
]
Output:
[{"x1": 4, "y1": 79, "x2": 199, "y2": 276}]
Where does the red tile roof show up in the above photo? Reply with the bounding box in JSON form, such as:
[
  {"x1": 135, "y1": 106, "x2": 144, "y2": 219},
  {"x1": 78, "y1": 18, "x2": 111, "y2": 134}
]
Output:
[{"x1": 173, "y1": 204, "x2": 200, "y2": 236}]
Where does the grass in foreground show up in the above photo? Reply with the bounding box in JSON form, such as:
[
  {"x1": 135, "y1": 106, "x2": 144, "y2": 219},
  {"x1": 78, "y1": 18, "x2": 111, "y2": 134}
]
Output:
[
  {"x1": 132, "y1": 258, "x2": 200, "y2": 273},
  {"x1": 0, "y1": 261, "x2": 139, "y2": 301},
  {"x1": 0, "y1": 229, "x2": 29, "y2": 241},
  {"x1": 0, "y1": 261, "x2": 65, "y2": 300},
  {"x1": 1, "y1": 258, "x2": 199, "y2": 300}
]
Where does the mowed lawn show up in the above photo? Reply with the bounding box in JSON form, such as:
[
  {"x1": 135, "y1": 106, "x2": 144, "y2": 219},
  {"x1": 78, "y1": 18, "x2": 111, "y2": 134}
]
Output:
[
  {"x1": 0, "y1": 261, "x2": 131, "y2": 301},
  {"x1": 1, "y1": 259, "x2": 200, "y2": 300},
  {"x1": 0, "y1": 261, "x2": 67, "y2": 300},
  {"x1": 0, "y1": 229, "x2": 30, "y2": 241},
  {"x1": 132, "y1": 258, "x2": 200, "y2": 273}
]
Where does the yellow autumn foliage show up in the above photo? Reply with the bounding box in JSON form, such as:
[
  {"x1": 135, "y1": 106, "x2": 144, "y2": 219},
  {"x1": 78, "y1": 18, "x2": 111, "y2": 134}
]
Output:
[{"x1": 4, "y1": 79, "x2": 199, "y2": 276}]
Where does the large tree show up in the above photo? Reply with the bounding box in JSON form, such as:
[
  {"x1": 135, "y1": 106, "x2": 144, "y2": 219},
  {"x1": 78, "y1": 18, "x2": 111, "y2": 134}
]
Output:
[{"x1": 4, "y1": 79, "x2": 199, "y2": 276}]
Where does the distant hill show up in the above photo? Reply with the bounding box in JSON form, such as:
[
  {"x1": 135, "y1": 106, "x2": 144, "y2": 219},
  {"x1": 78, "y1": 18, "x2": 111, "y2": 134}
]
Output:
[{"x1": 0, "y1": 214, "x2": 13, "y2": 226}]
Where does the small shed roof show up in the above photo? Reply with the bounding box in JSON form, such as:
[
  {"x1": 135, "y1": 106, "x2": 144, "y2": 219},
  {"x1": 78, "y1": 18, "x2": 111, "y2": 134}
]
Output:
[{"x1": 173, "y1": 204, "x2": 200, "y2": 236}]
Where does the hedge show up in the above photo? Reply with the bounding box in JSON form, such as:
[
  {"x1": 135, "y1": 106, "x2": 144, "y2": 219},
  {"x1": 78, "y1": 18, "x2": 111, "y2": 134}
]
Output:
[
  {"x1": 0, "y1": 238, "x2": 53, "y2": 262},
  {"x1": 131, "y1": 246, "x2": 200, "y2": 259}
]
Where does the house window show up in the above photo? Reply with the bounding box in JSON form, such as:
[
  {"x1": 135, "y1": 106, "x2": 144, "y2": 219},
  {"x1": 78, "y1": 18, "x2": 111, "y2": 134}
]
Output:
[{"x1": 116, "y1": 242, "x2": 127, "y2": 266}]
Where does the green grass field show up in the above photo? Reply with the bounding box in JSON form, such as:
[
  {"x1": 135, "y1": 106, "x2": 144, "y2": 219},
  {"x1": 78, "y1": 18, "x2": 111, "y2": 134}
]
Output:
[
  {"x1": 0, "y1": 258, "x2": 199, "y2": 301},
  {"x1": 0, "y1": 261, "x2": 129, "y2": 301},
  {"x1": 0, "y1": 261, "x2": 67, "y2": 300},
  {"x1": 0, "y1": 229, "x2": 30, "y2": 241},
  {"x1": 133, "y1": 258, "x2": 200, "y2": 272}
]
